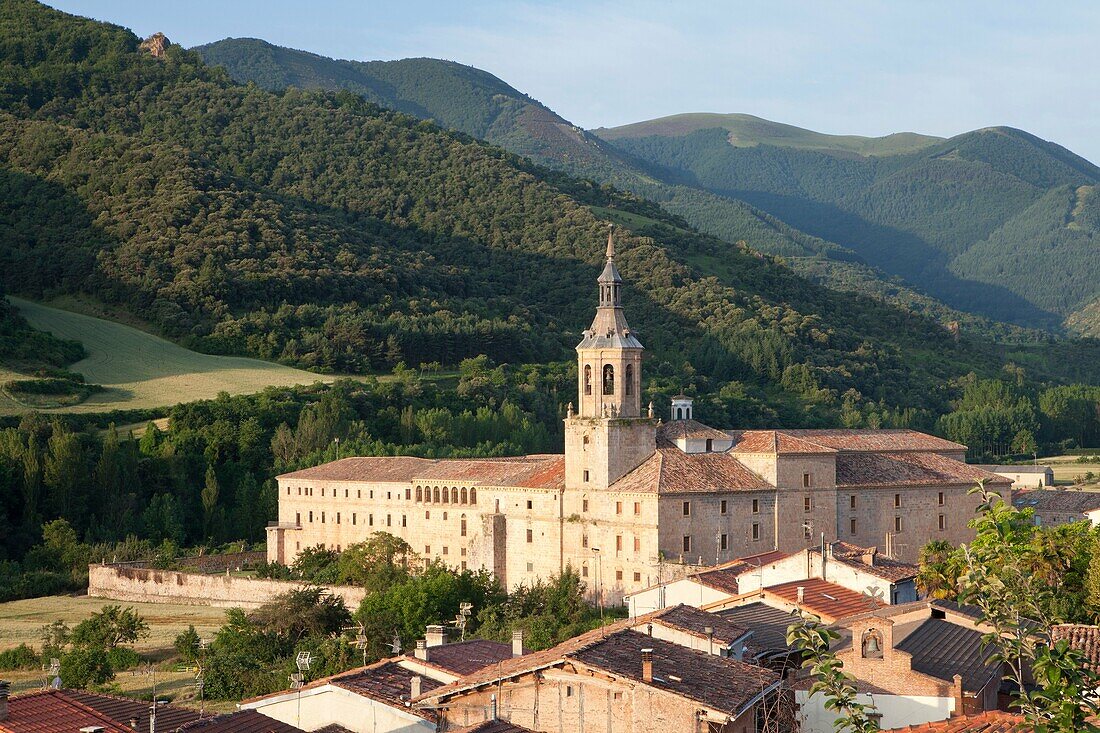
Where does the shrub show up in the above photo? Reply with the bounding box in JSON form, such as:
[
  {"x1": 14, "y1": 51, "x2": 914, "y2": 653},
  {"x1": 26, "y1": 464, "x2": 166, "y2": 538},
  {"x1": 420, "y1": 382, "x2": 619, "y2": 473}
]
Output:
[{"x1": 0, "y1": 643, "x2": 39, "y2": 670}]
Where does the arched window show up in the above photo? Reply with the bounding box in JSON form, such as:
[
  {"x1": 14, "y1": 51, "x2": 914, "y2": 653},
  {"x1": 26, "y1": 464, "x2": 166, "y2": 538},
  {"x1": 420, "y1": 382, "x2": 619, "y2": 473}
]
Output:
[
  {"x1": 676, "y1": 407, "x2": 683, "y2": 420},
  {"x1": 433, "y1": 487, "x2": 440, "y2": 503},
  {"x1": 442, "y1": 487, "x2": 450, "y2": 504},
  {"x1": 603, "y1": 364, "x2": 615, "y2": 395},
  {"x1": 469, "y1": 488, "x2": 477, "y2": 505},
  {"x1": 625, "y1": 364, "x2": 634, "y2": 396},
  {"x1": 451, "y1": 487, "x2": 459, "y2": 504},
  {"x1": 460, "y1": 487, "x2": 468, "y2": 504},
  {"x1": 416, "y1": 486, "x2": 423, "y2": 502},
  {"x1": 584, "y1": 365, "x2": 592, "y2": 395}
]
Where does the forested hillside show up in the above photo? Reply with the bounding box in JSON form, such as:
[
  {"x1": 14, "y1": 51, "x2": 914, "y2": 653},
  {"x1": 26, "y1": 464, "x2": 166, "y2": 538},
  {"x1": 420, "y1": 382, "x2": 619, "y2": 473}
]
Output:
[
  {"x1": 194, "y1": 38, "x2": 1015, "y2": 337},
  {"x1": 600, "y1": 124, "x2": 1100, "y2": 332}
]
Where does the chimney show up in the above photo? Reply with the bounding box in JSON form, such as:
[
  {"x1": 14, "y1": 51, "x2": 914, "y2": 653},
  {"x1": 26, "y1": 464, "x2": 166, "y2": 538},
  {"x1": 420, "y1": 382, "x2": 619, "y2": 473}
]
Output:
[
  {"x1": 512, "y1": 629, "x2": 524, "y2": 658},
  {"x1": 862, "y1": 547, "x2": 877, "y2": 567},
  {"x1": 425, "y1": 624, "x2": 447, "y2": 647},
  {"x1": 129, "y1": 718, "x2": 139, "y2": 730},
  {"x1": 490, "y1": 693, "x2": 498, "y2": 720},
  {"x1": 0, "y1": 680, "x2": 9, "y2": 722},
  {"x1": 414, "y1": 639, "x2": 429, "y2": 662},
  {"x1": 796, "y1": 585, "x2": 805, "y2": 604},
  {"x1": 410, "y1": 675, "x2": 422, "y2": 698},
  {"x1": 641, "y1": 648, "x2": 654, "y2": 683},
  {"x1": 951, "y1": 674, "x2": 964, "y2": 717}
]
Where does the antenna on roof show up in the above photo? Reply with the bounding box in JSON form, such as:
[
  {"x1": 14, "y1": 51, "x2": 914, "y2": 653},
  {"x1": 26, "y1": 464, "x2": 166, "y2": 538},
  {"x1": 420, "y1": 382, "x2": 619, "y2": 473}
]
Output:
[
  {"x1": 450, "y1": 602, "x2": 474, "y2": 641},
  {"x1": 391, "y1": 630, "x2": 402, "y2": 655},
  {"x1": 44, "y1": 657, "x2": 61, "y2": 689},
  {"x1": 343, "y1": 621, "x2": 370, "y2": 667}
]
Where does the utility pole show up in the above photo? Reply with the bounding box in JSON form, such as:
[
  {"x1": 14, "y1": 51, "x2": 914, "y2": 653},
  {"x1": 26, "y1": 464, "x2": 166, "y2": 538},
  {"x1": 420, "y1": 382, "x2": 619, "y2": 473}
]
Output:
[{"x1": 592, "y1": 547, "x2": 603, "y2": 622}]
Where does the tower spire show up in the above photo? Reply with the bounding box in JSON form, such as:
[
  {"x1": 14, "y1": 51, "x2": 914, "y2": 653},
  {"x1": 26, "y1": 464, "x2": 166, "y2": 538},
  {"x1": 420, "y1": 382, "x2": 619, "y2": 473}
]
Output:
[{"x1": 605, "y1": 224, "x2": 615, "y2": 261}]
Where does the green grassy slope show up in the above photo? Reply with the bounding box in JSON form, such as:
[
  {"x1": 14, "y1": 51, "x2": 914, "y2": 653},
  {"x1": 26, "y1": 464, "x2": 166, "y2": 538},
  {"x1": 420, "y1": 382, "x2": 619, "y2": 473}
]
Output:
[
  {"x1": 193, "y1": 38, "x2": 1020, "y2": 340},
  {"x1": 600, "y1": 124, "x2": 1100, "y2": 331},
  {"x1": 593, "y1": 112, "x2": 943, "y2": 156},
  {"x1": 0, "y1": 299, "x2": 330, "y2": 415}
]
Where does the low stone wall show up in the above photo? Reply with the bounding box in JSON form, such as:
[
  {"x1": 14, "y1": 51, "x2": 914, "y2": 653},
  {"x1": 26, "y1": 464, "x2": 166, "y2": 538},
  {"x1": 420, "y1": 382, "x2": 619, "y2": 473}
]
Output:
[{"x1": 88, "y1": 564, "x2": 366, "y2": 610}]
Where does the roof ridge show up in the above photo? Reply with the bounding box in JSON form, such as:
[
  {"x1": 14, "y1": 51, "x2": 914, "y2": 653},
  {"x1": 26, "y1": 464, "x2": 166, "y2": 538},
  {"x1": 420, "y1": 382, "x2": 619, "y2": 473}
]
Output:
[{"x1": 37, "y1": 689, "x2": 133, "y2": 731}]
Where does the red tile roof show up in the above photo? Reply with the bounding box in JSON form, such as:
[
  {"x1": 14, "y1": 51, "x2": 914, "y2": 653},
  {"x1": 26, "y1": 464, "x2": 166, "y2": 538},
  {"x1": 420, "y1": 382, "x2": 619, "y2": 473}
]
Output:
[
  {"x1": 1051, "y1": 624, "x2": 1100, "y2": 673},
  {"x1": 884, "y1": 711, "x2": 1030, "y2": 732},
  {"x1": 415, "y1": 640, "x2": 516, "y2": 676},
  {"x1": 836, "y1": 451, "x2": 1010, "y2": 489},
  {"x1": 727, "y1": 431, "x2": 836, "y2": 455},
  {"x1": 691, "y1": 551, "x2": 793, "y2": 594},
  {"x1": 0, "y1": 689, "x2": 208, "y2": 733},
  {"x1": 825, "y1": 542, "x2": 918, "y2": 582},
  {"x1": 1013, "y1": 489, "x2": 1100, "y2": 515},
  {"x1": 278, "y1": 455, "x2": 564, "y2": 489},
  {"x1": 177, "y1": 710, "x2": 304, "y2": 732},
  {"x1": 609, "y1": 443, "x2": 772, "y2": 494},
  {"x1": 778, "y1": 429, "x2": 967, "y2": 453},
  {"x1": 453, "y1": 721, "x2": 535, "y2": 733},
  {"x1": 648, "y1": 604, "x2": 749, "y2": 645},
  {"x1": 659, "y1": 420, "x2": 733, "y2": 441},
  {"x1": 54, "y1": 690, "x2": 201, "y2": 731},
  {"x1": 764, "y1": 578, "x2": 876, "y2": 622}
]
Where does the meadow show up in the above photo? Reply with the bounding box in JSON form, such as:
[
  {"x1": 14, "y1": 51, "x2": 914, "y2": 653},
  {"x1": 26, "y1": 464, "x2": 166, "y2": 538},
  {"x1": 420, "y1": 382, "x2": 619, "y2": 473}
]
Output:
[{"x1": 0, "y1": 298, "x2": 334, "y2": 415}]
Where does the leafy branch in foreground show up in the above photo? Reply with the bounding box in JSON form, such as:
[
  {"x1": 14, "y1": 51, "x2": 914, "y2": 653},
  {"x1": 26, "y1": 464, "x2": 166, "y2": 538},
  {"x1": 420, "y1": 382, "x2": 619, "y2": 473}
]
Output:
[
  {"x1": 958, "y1": 482, "x2": 1100, "y2": 733},
  {"x1": 787, "y1": 611, "x2": 880, "y2": 733}
]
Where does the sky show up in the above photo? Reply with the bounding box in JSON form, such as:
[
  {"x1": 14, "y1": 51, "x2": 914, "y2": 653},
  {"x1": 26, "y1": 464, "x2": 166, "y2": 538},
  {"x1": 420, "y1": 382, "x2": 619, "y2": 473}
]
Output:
[{"x1": 47, "y1": 1, "x2": 1100, "y2": 163}]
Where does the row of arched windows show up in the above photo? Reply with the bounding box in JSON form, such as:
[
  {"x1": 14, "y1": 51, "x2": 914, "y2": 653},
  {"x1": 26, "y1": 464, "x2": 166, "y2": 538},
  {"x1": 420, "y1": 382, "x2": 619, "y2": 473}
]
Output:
[
  {"x1": 415, "y1": 485, "x2": 477, "y2": 505},
  {"x1": 582, "y1": 364, "x2": 636, "y2": 397}
]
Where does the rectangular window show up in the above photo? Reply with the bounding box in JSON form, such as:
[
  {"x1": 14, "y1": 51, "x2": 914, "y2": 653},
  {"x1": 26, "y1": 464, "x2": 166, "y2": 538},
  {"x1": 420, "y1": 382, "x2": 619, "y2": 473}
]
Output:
[
  {"x1": 634, "y1": 572, "x2": 641, "y2": 582},
  {"x1": 425, "y1": 510, "x2": 430, "y2": 519},
  {"x1": 582, "y1": 499, "x2": 589, "y2": 512},
  {"x1": 321, "y1": 488, "x2": 325, "y2": 497},
  {"x1": 295, "y1": 512, "x2": 301, "y2": 525},
  {"x1": 803, "y1": 473, "x2": 811, "y2": 488},
  {"x1": 720, "y1": 534, "x2": 728, "y2": 551},
  {"x1": 938, "y1": 491, "x2": 945, "y2": 506},
  {"x1": 616, "y1": 502, "x2": 622, "y2": 515},
  {"x1": 615, "y1": 570, "x2": 623, "y2": 581},
  {"x1": 442, "y1": 546, "x2": 448, "y2": 555},
  {"x1": 405, "y1": 488, "x2": 411, "y2": 500},
  {"x1": 402, "y1": 515, "x2": 407, "y2": 527},
  {"x1": 616, "y1": 535, "x2": 622, "y2": 551},
  {"x1": 939, "y1": 514, "x2": 946, "y2": 531},
  {"x1": 336, "y1": 512, "x2": 341, "y2": 524},
  {"x1": 682, "y1": 501, "x2": 690, "y2": 516},
  {"x1": 803, "y1": 524, "x2": 812, "y2": 540},
  {"x1": 850, "y1": 495, "x2": 856, "y2": 509},
  {"x1": 751, "y1": 523, "x2": 760, "y2": 541},
  {"x1": 526, "y1": 500, "x2": 533, "y2": 510},
  {"x1": 387, "y1": 491, "x2": 391, "y2": 500},
  {"x1": 369, "y1": 514, "x2": 373, "y2": 526},
  {"x1": 308, "y1": 511, "x2": 313, "y2": 523},
  {"x1": 804, "y1": 496, "x2": 812, "y2": 512},
  {"x1": 461, "y1": 561, "x2": 467, "y2": 570},
  {"x1": 321, "y1": 511, "x2": 325, "y2": 523},
  {"x1": 752, "y1": 499, "x2": 759, "y2": 514},
  {"x1": 850, "y1": 518, "x2": 857, "y2": 535},
  {"x1": 345, "y1": 489, "x2": 349, "y2": 498},
  {"x1": 894, "y1": 516, "x2": 902, "y2": 532},
  {"x1": 582, "y1": 566, "x2": 589, "y2": 577},
  {"x1": 357, "y1": 490, "x2": 361, "y2": 499},
  {"x1": 720, "y1": 500, "x2": 727, "y2": 515},
  {"x1": 352, "y1": 513, "x2": 356, "y2": 526},
  {"x1": 894, "y1": 493, "x2": 901, "y2": 508},
  {"x1": 527, "y1": 562, "x2": 534, "y2": 572},
  {"x1": 682, "y1": 536, "x2": 691, "y2": 552},
  {"x1": 633, "y1": 537, "x2": 640, "y2": 552},
  {"x1": 426, "y1": 545, "x2": 431, "y2": 554},
  {"x1": 583, "y1": 470, "x2": 589, "y2": 483},
  {"x1": 526, "y1": 529, "x2": 533, "y2": 543},
  {"x1": 582, "y1": 534, "x2": 588, "y2": 548},
  {"x1": 634, "y1": 502, "x2": 641, "y2": 515}
]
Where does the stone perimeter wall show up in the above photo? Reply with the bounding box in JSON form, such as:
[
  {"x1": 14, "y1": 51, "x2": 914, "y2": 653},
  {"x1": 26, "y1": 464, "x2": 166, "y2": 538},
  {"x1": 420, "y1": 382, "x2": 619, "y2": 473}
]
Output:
[{"x1": 87, "y1": 564, "x2": 366, "y2": 610}]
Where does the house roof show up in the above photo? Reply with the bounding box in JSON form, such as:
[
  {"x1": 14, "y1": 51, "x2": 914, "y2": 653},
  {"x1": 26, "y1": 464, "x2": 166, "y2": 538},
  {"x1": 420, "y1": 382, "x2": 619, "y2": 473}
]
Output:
[
  {"x1": 714, "y1": 602, "x2": 796, "y2": 654},
  {"x1": 0, "y1": 689, "x2": 203, "y2": 733},
  {"x1": 419, "y1": 610, "x2": 778, "y2": 717},
  {"x1": 330, "y1": 660, "x2": 443, "y2": 717},
  {"x1": 779, "y1": 429, "x2": 967, "y2": 453},
  {"x1": 1013, "y1": 489, "x2": 1100, "y2": 515},
  {"x1": 883, "y1": 711, "x2": 1030, "y2": 732},
  {"x1": 764, "y1": 578, "x2": 874, "y2": 622},
  {"x1": 825, "y1": 542, "x2": 918, "y2": 582},
  {"x1": 416, "y1": 639, "x2": 517, "y2": 676},
  {"x1": 658, "y1": 420, "x2": 733, "y2": 442},
  {"x1": 609, "y1": 442, "x2": 772, "y2": 494},
  {"x1": 1051, "y1": 624, "x2": 1100, "y2": 673},
  {"x1": 975, "y1": 465, "x2": 1052, "y2": 474},
  {"x1": 453, "y1": 722, "x2": 535, "y2": 733},
  {"x1": 176, "y1": 711, "x2": 304, "y2": 732},
  {"x1": 727, "y1": 430, "x2": 837, "y2": 455},
  {"x1": 691, "y1": 551, "x2": 793, "y2": 594},
  {"x1": 647, "y1": 604, "x2": 749, "y2": 645},
  {"x1": 836, "y1": 451, "x2": 1010, "y2": 489},
  {"x1": 894, "y1": 618, "x2": 1001, "y2": 692},
  {"x1": 277, "y1": 455, "x2": 565, "y2": 489}
]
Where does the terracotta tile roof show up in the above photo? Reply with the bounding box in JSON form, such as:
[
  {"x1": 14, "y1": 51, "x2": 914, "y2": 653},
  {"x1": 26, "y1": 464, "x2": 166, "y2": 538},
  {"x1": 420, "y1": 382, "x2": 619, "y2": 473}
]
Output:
[
  {"x1": 976, "y1": 464, "x2": 1052, "y2": 474},
  {"x1": 453, "y1": 721, "x2": 535, "y2": 733},
  {"x1": 278, "y1": 455, "x2": 565, "y2": 489},
  {"x1": 609, "y1": 443, "x2": 772, "y2": 494},
  {"x1": 570, "y1": 629, "x2": 779, "y2": 716},
  {"x1": 894, "y1": 618, "x2": 1001, "y2": 692},
  {"x1": 658, "y1": 420, "x2": 732, "y2": 441},
  {"x1": 778, "y1": 429, "x2": 967, "y2": 453},
  {"x1": 825, "y1": 542, "x2": 918, "y2": 582},
  {"x1": 56, "y1": 689, "x2": 201, "y2": 731},
  {"x1": 416, "y1": 640, "x2": 516, "y2": 676},
  {"x1": 836, "y1": 451, "x2": 1010, "y2": 489},
  {"x1": 691, "y1": 551, "x2": 793, "y2": 594},
  {"x1": 1013, "y1": 489, "x2": 1100, "y2": 515},
  {"x1": 330, "y1": 660, "x2": 442, "y2": 716},
  {"x1": 1051, "y1": 624, "x2": 1100, "y2": 673},
  {"x1": 883, "y1": 711, "x2": 1030, "y2": 732},
  {"x1": 419, "y1": 607, "x2": 778, "y2": 716},
  {"x1": 764, "y1": 578, "x2": 875, "y2": 622},
  {"x1": 648, "y1": 604, "x2": 749, "y2": 645},
  {"x1": 176, "y1": 710, "x2": 304, "y2": 732},
  {"x1": 727, "y1": 430, "x2": 837, "y2": 454}
]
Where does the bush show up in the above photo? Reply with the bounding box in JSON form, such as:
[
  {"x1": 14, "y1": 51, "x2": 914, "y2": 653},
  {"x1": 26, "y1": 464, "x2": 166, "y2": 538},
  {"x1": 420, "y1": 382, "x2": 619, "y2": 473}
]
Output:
[
  {"x1": 0, "y1": 643, "x2": 39, "y2": 670},
  {"x1": 105, "y1": 646, "x2": 140, "y2": 672},
  {"x1": 60, "y1": 647, "x2": 114, "y2": 688}
]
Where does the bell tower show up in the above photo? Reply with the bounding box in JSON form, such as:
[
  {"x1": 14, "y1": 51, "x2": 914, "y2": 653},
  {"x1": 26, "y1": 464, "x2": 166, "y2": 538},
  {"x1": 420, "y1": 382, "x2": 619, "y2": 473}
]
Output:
[{"x1": 565, "y1": 226, "x2": 657, "y2": 490}]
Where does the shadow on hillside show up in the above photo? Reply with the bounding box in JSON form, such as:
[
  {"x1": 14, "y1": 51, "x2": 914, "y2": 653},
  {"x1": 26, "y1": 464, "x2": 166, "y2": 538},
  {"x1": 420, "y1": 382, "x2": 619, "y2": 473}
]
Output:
[{"x1": 723, "y1": 189, "x2": 1063, "y2": 331}]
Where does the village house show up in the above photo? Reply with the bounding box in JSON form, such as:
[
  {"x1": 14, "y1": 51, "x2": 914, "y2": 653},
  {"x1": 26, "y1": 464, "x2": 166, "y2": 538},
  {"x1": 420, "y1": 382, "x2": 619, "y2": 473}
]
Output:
[
  {"x1": 411, "y1": 610, "x2": 783, "y2": 733},
  {"x1": 625, "y1": 542, "x2": 917, "y2": 616},
  {"x1": 792, "y1": 601, "x2": 1006, "y2": 732},
  {"x1": 1012, "y1": 489, "x2": 1100, "y2": 527},
  {"x1": 268, "y1": 229, "x2": 1010, "y2": 601},
  {"x1": 974, "y1": 464, "x2": 1055, "y2": 489}
]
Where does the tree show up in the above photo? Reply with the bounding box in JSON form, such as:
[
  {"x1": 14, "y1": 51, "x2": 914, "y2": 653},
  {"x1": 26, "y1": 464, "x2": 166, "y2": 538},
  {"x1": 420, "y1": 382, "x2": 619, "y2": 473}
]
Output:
[
  {"x1": 71, "y1": 605, "x2": 149, "y2": 650},
  {"x1": 915, "y1": 540, "x2": 960, "y2": 599},
  {"x1": 201, "y1": 465, "x2": 220, "y2": 539},
  {"x1": 175, "y1": 624, "x2": 201, "y2": 663},
  {"x1": 336, "y1": 533, "x2": 416, "y2": 592},
  {"x1": 60, "y1": 646, "x2": 113, "y2": 688}
]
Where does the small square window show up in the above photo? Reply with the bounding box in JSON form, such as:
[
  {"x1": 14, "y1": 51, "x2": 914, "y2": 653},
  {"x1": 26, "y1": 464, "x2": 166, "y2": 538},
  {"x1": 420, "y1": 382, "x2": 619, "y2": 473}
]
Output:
[
  {"x1": 615, "y1": 570, "x2": 623, "y2": 581},
  {"x1": 527, "y1": 562, "x2": 534, "y2": 572},
  {"x1": 442, "y1": 546, "x2": 448, "y2": 555},
  {"x1": 526, "y1": 500, "x2": 533, "y2": 510},
  {"x1": 425, "y1": 545, "x2": 431, "y2": 554},
  {"x1": 634, "y1": 571, "x2": 641, "y2": 582},
  {"x1": 526, "y1": 529, "x2": 533, "y2": 543}
]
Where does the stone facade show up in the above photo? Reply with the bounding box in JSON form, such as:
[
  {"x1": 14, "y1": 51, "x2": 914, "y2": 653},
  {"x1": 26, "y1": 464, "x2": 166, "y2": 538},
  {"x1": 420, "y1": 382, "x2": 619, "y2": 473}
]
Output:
[{"x1": 269, "y1": 230, "x2": 1011, "y2": 603}]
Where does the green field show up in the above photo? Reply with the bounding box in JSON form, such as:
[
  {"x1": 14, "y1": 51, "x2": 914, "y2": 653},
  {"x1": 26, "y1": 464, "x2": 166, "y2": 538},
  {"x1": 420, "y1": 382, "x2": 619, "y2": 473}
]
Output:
[
  {"x1": 0, "y1": 298, "x2": 335, "y2": 415},
  {"x1": 1044, "y1": 454, "x2": 1100, "y2": 487}
]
